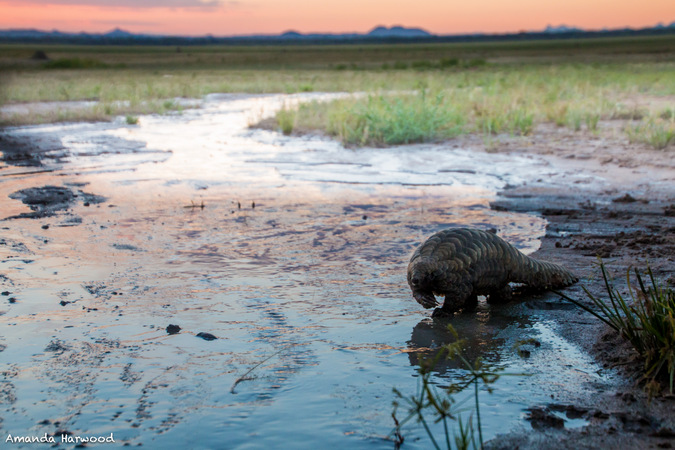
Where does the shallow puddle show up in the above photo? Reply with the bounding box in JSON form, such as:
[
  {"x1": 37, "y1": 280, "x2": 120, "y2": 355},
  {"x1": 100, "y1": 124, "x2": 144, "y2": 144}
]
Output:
[{"x1": 0, "y1": 94, "x2": 613, "y2": 447}]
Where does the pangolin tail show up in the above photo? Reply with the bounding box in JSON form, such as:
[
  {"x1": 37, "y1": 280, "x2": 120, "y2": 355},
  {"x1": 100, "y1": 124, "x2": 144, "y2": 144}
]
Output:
[{"x1": 512, "y1": 254, "x2": 578, "y2": 289}]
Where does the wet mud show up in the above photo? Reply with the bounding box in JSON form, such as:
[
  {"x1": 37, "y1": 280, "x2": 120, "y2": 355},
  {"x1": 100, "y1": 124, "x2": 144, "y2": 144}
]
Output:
[
  {"x1": 486, "y1": 132, "x2": 675, "y2": 448},
  {"x1": 0, "y1": 93, "x2": 673, "y2": 448}
]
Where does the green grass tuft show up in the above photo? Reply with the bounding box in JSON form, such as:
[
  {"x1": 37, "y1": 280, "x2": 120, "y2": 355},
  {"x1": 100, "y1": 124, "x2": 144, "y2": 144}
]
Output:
[
  {"x1": 559, "y1": 261, "x2": 675, "y2": 396},
  {"x1": 625, "y1": 119, "x2": 675, "y2": 150},
  {"x1": 276, "y1": 90, "x2": 466, "y2": 146},
  {"x1": 339, "y1": 90, "x2": 465, "y2": 145},
  {"x1": 276, "y1": 104, "x2": 296, "y2": 135}
]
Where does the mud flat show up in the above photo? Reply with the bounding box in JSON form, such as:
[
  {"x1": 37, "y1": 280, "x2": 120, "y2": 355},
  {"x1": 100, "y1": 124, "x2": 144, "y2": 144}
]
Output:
[{"x1": 0, "y1": 94, "x2": 673, "y2": 448}]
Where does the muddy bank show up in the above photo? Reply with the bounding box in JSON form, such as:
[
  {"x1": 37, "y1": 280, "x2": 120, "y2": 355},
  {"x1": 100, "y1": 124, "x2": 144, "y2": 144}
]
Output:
[{"x1": 485, "y1": 133, "x2": 674, "y2": 448}]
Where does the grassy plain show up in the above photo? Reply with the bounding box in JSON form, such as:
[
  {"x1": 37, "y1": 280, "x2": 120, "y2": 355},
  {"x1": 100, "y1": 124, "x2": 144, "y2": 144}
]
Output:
[{"x1": 0, "y1": 35, "x2": 674, "y2": 146}]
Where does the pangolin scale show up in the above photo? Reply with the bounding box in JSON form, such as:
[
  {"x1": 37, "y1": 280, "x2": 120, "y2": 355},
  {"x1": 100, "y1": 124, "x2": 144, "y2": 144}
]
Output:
[{"x1": 407, "y1": 228, "x2": 578, "y2": 316}]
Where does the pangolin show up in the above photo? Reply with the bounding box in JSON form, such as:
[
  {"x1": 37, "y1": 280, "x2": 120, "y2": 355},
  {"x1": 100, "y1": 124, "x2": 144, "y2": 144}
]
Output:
[{"x1": 407, "y1": 227, "x2": 577, "y2": 317}]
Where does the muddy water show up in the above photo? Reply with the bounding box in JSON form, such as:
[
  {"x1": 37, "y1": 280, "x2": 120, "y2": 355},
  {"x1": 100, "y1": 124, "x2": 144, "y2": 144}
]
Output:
[{"x1": 0, "y1": 94, "x2": 614, "y2": 448}]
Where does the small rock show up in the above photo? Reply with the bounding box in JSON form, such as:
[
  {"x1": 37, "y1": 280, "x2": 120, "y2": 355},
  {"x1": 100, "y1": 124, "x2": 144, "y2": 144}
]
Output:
[
  {"x1": 621, "y1": 392, "x2": 636, "y2": 403},
  {"x1": 166, "y1": 324, "x2": 181, "y2": 335},
  {"x1": 44, "y1": 340, "x2": 69, "y2": 353},
  {"x1": 653, "y1": 426, "x2": 675, "y2": 438},
  {"x1": 612, "y1": 193, "x2": 637, "y2": 203},
  {"x1": 518, "y1": 349, "x2": 531, "y2": 358},
  {"x1": 527, "y1": 407, "x2": 565, "y2": 430},
  {"x1": 196, "y1": 332, "x2": 217, "y2": 341}
]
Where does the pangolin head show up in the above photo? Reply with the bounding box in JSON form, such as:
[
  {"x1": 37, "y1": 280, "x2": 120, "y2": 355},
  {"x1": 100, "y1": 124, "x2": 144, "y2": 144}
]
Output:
[{"x1": 407, "y1": 262, "x2": 440, "y2": 309}]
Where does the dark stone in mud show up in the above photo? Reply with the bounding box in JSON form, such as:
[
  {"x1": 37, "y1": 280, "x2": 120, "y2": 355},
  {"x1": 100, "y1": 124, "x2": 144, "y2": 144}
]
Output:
[
  {"x1": 6, "y1": 185, "x2": 106, "y2": 220},
  {"x1": 612, "y1": 193, "x2": 639, "y2": 203},
  {"x1": 527, "y1": 407, "x2": 565, "y2": 429},
  {"x1": 44, "y1": 340, "x2": 69, "y2": 353},
  {"x1": 166, "y1": 324, "x2": 181, "y2": 335},
  {"x1": 196, "y1": 332, "x2": 217, "y2": 341},
  {"x1": 549, "y1": 403, "x2": 589, "y2": 419},
  {"x1": 0, "y1": 133, "x2": 64, "y2": 167},
  {"x1": 112, "y1": 243, "x2": 143, "y2": 252},
  {"x1": 653, "y1": 427, "x2": 675, "y2": 438},
  {"x1": 12, "y1": 185, "x2": 74, "y2": 207},
  {"x1": 59, "y1": 216, "x2": 83, "y2": 226},
  {"x1": 7, "y1": 185, "x2": 73, "y2": 219}
]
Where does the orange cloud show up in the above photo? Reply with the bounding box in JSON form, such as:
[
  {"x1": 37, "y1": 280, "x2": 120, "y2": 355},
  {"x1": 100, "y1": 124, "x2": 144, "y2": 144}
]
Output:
[{"x1": 0, "y1": 0, "x2": 671, "y2": 35}]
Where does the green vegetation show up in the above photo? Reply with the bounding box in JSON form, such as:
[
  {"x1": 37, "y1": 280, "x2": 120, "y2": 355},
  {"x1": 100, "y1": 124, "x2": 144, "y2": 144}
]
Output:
[
  {"x1": 276, "y1": 104, "x2": 297, "y2": 135},
  {"x1": 276, "y1": 61, "x2": 674, "y2": 146},
  {"x1": 626, "y1": 119, "x2": 675, "y2": 149},
  {"x1": 558, "y1": 262, "x2": 675, "y2": 396},
  {"x1": 42, "y1": 57, "x2": 112, "y2": 70},
  {"x1": 1, "y1": 36, "x2": 674, "y2": 146},
  {"x1": 297, "y1": 90, "x2": 466, "y2": 146},
  {"x1": 392, "y1": 325, "x2": 507, "y2": 449}
]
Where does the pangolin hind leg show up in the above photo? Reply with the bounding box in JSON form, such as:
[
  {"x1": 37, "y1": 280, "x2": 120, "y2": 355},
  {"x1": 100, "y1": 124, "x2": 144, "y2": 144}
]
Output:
[{"x1": 486, "y1": 284, "x2": 513, "y2": 304}]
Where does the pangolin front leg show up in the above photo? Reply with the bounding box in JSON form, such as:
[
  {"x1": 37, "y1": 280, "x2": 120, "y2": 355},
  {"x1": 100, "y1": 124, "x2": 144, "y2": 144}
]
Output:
[{"x1": 432, "y1": 281, "x2": 475, "y2": 317}]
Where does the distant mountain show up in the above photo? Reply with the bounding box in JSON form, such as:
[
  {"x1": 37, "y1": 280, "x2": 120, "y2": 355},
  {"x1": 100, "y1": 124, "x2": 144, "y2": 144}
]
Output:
[
  {"x1": 280, "y1": 31, "x2": 303, "y2": 38},
  {"x1": 104, "y1": 28, "x2": 135, "y2": 38},
  {"x1": 367, "y1": 26, "x2": 431, "y2": 38},
  {"x1": 544, "y1": 25, "x2": 583, "y2": 34},
  {"x1": 0, "y1": 22, "x2": 673, "y2": 45},
  {"x1": 653, "y1": 21, "x2": 675, "y2": 29}
]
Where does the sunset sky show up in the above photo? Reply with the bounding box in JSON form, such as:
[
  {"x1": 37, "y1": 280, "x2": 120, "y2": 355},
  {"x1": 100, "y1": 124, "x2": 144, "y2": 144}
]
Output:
[{"x1": 0, "y1": 0, "x2": 672, "y2": 36}]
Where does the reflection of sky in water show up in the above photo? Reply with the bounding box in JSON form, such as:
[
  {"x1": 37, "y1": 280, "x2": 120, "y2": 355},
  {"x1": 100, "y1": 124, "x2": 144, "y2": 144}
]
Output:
[{"x1": 0, "y1": 94, "x2": 611, "y2": 448}]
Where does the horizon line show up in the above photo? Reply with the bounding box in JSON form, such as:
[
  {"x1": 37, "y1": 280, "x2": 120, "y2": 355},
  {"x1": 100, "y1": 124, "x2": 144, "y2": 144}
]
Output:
[{"x1": 3, "y1": 20, "x2": 675, "y2": 39}]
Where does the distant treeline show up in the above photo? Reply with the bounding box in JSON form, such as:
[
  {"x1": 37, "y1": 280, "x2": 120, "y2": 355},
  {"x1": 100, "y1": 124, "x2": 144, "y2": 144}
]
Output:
[{"x1": 1, "y1": 26, "x2": 674, "y2": 46}]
